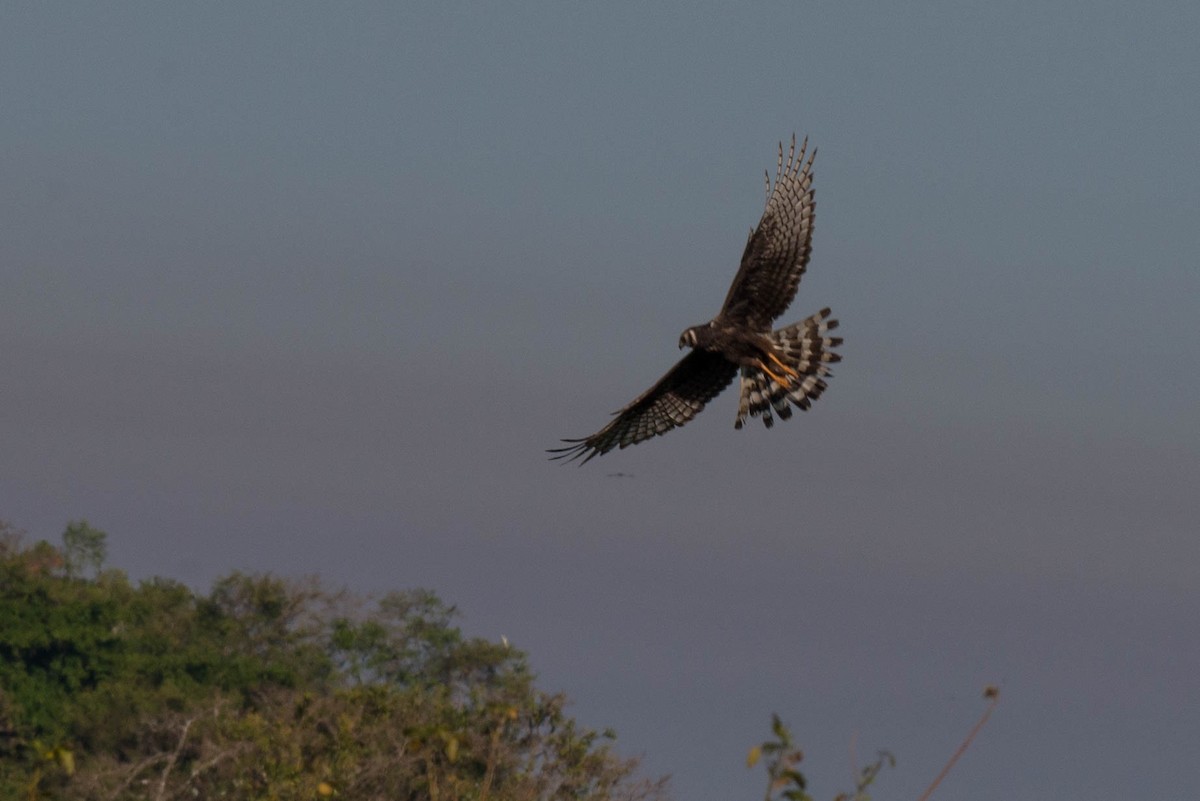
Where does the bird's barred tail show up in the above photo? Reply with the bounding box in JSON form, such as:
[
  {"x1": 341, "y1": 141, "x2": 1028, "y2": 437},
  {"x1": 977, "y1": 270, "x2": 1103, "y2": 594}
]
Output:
[{"x1": 735, "y1": 308, "x2": 842, "y2": 429}]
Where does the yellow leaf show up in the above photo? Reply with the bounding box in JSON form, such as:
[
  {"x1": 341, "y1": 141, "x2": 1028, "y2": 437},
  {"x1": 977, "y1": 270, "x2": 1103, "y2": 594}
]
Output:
[
  {"x1": 56, "y1": 748, "x2": 75, "y2": 776},
  {"x1": 318, "y1": 781, "x2": 334, "y2": 796},
  {"x1": 746, "y1": 745, "x2": 762, "y2": 768},
  {"x1": 445, "y1": 736, "x2": 459, "y2": 762}
]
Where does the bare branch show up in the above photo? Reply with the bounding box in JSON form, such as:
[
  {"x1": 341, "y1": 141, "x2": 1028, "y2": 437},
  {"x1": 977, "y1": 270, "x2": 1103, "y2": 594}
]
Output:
[
  {"x1": 153, "y1": 715, "x2": 195, "y2": 801},
  {"x1": 917, "y1": 686, "x2": 1001, "y2": 801},
  {"x1": 106, "y1": 753, "x2": 169, "y2": 801}
]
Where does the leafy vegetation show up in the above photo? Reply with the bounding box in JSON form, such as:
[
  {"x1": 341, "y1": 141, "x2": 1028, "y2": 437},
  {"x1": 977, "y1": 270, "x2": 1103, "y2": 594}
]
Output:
[
  {"x1": 745, "y1": 693, "x2": 999, "y2": 801},
  {"x1": 747, "y1": 714, "x2": 893, "y2": 801},
  {"x1": 2, "y1": 517, "x2": 994, "y2": 800},
  {"x1": 0, "y1": 519, "x2": 666, "y2": 801}
]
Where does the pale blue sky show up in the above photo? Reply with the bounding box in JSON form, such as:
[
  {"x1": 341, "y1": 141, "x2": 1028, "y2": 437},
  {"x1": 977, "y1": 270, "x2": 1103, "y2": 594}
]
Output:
[{"x1": 2, "y1": 3, "x2": 1198, "y2": 799}]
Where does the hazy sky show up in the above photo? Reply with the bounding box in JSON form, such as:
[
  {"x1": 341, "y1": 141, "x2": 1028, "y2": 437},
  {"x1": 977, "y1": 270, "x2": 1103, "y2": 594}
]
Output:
[{"x1": 2, "y1": 3, "x2": 1198, "y2": 799}]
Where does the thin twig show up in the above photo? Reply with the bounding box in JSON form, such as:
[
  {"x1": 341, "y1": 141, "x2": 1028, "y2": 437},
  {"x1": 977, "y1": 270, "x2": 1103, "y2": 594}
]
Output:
[
  {"x1": 916, "y1": 687, "x2": 1000, "y2": 801},
  {"x1": 153, "y1": 716, "x2": 195, "y2": 801}
]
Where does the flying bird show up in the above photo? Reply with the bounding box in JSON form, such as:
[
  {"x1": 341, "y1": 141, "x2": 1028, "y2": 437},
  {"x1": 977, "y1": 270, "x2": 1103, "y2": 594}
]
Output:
[{"x1": 550, "y1": 135, "x2": 842, "y2": 464}]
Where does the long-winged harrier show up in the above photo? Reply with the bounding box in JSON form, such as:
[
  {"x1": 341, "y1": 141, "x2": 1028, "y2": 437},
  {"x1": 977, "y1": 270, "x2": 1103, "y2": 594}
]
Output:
[{"x1": 550, "y1": 135, "x2": 842, "y2": 464}]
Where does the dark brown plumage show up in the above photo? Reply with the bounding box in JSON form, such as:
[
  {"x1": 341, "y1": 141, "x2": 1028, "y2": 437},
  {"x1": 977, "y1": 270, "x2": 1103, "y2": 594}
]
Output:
[{"x1": 550, "y1": 135, "x2": 842, "y2": 464}]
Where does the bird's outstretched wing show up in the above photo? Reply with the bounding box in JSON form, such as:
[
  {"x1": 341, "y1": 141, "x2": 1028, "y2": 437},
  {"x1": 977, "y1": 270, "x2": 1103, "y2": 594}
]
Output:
[
  {"x1": 718, "y1": 135, "x2": 816, "y2": 329},
  {"x1": 549, "y1": 350, "x2": 737, "y2": 464}
]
